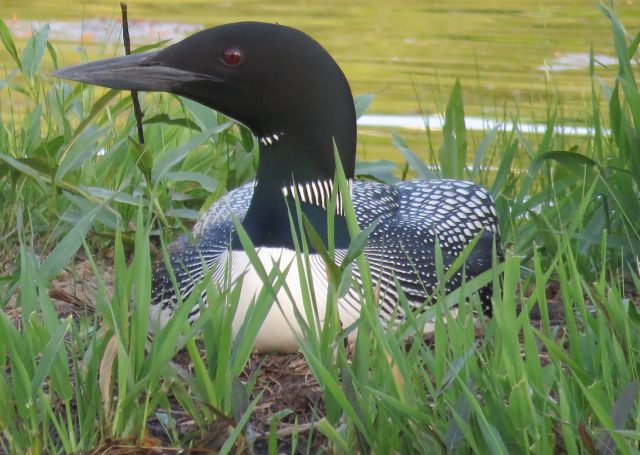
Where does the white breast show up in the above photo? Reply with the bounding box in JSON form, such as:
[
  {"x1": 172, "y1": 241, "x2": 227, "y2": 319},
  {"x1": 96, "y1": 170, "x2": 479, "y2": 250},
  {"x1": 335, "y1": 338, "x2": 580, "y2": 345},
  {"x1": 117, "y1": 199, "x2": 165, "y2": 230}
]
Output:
[
  {"x1": 148, "y1": 246, "x2": 450, "y2": 352},
  {"x1": 216, "y1": 247, "x2": 360, "y2": 352}
]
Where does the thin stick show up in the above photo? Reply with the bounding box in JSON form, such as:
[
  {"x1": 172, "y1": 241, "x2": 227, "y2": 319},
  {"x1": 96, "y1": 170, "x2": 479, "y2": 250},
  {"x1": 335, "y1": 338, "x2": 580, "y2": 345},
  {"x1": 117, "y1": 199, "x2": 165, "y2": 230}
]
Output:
[
  {"x1": 276, "y1": 420, "x2": 323, "y2": 437},
  {"x1": 120, "y1": 2, "x2": 145, "y2": 144}
]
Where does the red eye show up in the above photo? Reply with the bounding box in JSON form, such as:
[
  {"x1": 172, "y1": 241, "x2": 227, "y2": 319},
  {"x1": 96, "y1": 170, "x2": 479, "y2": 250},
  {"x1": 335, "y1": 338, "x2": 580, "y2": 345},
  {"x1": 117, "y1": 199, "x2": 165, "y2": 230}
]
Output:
[{"x1": 221, "y1": 48, "x2": 243, "y2": 67}]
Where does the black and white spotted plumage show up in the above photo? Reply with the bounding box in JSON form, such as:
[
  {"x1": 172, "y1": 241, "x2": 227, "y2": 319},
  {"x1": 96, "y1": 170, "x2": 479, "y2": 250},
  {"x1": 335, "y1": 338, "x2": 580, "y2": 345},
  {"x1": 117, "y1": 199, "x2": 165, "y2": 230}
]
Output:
[{"x1": 151, "y1": 178, "x2": 501, "y2": 341}]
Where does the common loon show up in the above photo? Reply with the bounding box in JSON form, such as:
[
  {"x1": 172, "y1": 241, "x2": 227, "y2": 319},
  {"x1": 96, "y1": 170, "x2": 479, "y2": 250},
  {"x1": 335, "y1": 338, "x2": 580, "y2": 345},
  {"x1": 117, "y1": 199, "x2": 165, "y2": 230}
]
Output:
[{"x1": 53, "y1": 22, "x2": 501, "y2": 352}]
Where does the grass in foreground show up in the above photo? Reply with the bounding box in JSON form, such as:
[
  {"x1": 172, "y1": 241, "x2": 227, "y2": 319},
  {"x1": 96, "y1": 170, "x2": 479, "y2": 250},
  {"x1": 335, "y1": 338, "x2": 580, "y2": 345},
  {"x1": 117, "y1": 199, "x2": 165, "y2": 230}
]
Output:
[{"x1": 0, "y1": 3, "x2": 639, "y2": 454}]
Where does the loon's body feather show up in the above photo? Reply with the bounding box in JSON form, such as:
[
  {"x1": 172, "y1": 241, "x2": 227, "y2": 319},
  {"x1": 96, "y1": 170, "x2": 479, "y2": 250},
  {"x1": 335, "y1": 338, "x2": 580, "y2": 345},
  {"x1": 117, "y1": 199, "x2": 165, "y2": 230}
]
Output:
[{"x1": 150, "y1": 178, "x2": 499, "y2": 351}]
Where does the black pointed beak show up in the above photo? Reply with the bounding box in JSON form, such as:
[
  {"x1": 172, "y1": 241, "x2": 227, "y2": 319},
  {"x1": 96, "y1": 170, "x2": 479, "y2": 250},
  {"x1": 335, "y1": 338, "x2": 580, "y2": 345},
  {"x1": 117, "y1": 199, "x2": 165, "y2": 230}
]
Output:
[{"x1": 51, "y1": 50, "x2": 222, "y2": 92}]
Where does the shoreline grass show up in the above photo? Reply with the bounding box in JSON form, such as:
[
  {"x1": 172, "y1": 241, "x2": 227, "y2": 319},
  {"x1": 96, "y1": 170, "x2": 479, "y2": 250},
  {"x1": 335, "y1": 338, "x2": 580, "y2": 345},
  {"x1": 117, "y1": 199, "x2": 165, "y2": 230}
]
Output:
[{"x1": 1, "y1": 3, "x2": 639, "y2": 453}]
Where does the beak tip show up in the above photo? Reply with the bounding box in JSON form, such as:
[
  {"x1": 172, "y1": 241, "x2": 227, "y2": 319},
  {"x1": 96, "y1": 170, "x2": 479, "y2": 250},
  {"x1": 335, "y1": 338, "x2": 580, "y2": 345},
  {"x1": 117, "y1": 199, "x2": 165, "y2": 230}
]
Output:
[{"x1": 50, "y1": 68, "x2": 76, "y2": 81}]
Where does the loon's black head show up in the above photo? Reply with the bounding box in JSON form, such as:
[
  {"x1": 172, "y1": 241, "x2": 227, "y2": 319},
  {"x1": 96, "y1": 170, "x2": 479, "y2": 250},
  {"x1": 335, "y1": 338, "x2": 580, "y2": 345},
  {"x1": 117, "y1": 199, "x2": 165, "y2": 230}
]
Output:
[{"x1": 53, "y1": 22, "x2": 356, "y2": 183}]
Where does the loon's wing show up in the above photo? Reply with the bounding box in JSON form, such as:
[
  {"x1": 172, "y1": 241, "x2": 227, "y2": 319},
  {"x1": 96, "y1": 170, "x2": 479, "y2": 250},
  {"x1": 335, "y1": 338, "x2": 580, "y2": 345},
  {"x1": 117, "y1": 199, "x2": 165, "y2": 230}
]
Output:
[
  {"x1": 191, "y1": 182, "x2": 255, "y2": 238},
  {"x1": 351, "y1": 179, "x2": 500, "y2": 319},
  {"x1": 150, "y1": 182, "x2": 254, "y2": 319}
]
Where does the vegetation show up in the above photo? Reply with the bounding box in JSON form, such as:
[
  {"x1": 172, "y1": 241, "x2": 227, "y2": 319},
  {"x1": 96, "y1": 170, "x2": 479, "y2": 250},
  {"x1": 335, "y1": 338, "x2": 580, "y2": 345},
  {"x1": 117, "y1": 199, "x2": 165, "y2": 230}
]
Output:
[{"x1": 0, "y1": 3, "x2": 639, "y2": 453}]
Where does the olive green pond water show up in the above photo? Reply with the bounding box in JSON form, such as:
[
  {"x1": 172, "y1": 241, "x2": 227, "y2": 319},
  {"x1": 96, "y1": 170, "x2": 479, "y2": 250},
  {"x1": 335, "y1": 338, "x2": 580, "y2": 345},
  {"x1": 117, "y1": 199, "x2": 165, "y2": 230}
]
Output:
[{"x1": 2, "y1": 0, "x2": 639, "y2": 162}]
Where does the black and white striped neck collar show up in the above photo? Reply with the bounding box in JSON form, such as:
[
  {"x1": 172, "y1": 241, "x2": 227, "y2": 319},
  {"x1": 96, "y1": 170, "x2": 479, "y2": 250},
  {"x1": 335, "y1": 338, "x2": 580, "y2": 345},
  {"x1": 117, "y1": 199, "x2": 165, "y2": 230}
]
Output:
[
  {"x1": 258, "y1": 131, "x2": 285, "y2": 147},
  {"x1": 281, "y1": 179, "x2": 353, "y2": 215}
]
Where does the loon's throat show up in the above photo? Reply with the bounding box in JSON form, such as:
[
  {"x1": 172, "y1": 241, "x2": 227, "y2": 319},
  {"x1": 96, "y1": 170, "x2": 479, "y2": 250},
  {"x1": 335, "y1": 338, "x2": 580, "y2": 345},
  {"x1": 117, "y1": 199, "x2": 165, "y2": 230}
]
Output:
[
  {"x1": 238, "y1": 159, "x2": 353, "y2": 249},
  {"x1": 253, "y1": 131, "x2": 341, "y2": 186}
]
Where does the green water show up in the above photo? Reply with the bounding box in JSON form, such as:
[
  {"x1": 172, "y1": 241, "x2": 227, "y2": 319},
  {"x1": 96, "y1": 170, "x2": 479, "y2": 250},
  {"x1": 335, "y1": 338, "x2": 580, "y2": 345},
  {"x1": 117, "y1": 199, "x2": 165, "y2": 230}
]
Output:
[{"x1": 2, "y1": 1, "x2": 639, "y2": 161}]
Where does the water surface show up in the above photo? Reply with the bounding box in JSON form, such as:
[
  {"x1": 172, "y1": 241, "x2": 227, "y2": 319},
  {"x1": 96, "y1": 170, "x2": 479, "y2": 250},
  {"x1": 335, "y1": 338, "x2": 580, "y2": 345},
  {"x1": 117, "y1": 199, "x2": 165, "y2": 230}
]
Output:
[{"x1": 2, "y1": 1, "x2": 639, "y2": 160}]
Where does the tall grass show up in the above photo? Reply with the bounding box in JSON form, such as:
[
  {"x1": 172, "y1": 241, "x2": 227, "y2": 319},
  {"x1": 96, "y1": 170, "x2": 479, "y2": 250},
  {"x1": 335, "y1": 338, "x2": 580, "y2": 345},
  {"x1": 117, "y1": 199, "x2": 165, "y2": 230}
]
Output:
[{"x1": 0, "y1": 3, "x2": 639, "y2": 453}]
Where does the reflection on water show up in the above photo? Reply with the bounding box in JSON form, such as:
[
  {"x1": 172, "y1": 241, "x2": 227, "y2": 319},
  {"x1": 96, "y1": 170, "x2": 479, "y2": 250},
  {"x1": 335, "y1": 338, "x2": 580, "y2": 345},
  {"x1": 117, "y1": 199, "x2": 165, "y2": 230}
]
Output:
[
  {"x1": 6, "y1": 18, "x2": 202, "y2": 43},
  {"x1": 359, "y1": 114, "x2": 605, "y2": 136},
  {"x1": 537, "y1": 52, "x2": 619, "y2": 72}
]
